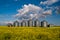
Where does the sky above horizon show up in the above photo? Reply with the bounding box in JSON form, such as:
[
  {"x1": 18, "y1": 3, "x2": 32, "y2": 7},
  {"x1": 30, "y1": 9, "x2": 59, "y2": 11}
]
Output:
[{"x1": 0, "y1": 0, "x2": 60, "y2": 26}]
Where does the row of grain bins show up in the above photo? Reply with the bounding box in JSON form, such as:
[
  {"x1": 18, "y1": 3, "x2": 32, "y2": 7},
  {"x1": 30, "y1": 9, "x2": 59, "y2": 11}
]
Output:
[{"x1": 7, "y1": 19, "x2": 54, "y2": 27}]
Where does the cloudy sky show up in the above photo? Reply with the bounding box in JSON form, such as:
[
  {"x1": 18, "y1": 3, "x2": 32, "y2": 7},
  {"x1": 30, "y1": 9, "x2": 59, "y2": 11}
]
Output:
[{"x1": 0, "y1": 0, "x2": 60, "y2": 25}]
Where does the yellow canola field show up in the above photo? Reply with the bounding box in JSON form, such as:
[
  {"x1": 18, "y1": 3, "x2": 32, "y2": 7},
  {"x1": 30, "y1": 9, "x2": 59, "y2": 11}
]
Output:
[{"x1": 0, "y1": 26, "x2": 60, "y2": 40}]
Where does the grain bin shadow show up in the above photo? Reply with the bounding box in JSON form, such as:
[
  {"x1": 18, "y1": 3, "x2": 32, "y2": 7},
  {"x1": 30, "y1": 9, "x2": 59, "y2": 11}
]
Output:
[
  {"x1": 3, "y1": 33, "x2": 12, "y2": 40},
  {"x1": 36, "y1": 34, "x2": 50, "y2": 40}
]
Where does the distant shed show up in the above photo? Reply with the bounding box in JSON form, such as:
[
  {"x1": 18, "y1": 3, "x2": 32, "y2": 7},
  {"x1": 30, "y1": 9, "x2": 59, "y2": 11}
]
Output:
[{"x1": 7, "y1": 23, "x2": 13, "y2": 27}]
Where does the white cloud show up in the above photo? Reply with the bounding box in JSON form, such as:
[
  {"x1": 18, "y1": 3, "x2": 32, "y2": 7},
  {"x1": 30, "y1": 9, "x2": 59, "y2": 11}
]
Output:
[
  {"x1": 43, "y1": 10, "x2": 52, "y2": 15},
  {"x1": 14, "y1": 4, "x2": 53, "y2": 20},
  {"x1": 40, "y1": 0, "x2": 59, "y2": 5},
  {"x1": 17, "y1": 4, "x2": 42, "y2": 15},
  {"x1": 15, "y1": 4, "x2": 44, "y2": 20}
]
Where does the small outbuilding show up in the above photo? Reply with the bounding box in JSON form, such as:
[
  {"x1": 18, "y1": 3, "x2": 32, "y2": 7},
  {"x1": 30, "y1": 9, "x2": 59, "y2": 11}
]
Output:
[
  {"x1": 48, "y1": 24, "x2": 54, "y2": 27},
  {"x1": 7, "y1": 23, "x2": 13, "y2": 27}
]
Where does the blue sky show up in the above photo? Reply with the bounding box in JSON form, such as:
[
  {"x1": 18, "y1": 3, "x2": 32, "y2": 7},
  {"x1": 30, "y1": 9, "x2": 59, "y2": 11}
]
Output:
[{"x1": 0, "y1": 0, "x2": 60, "y2": 25}]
